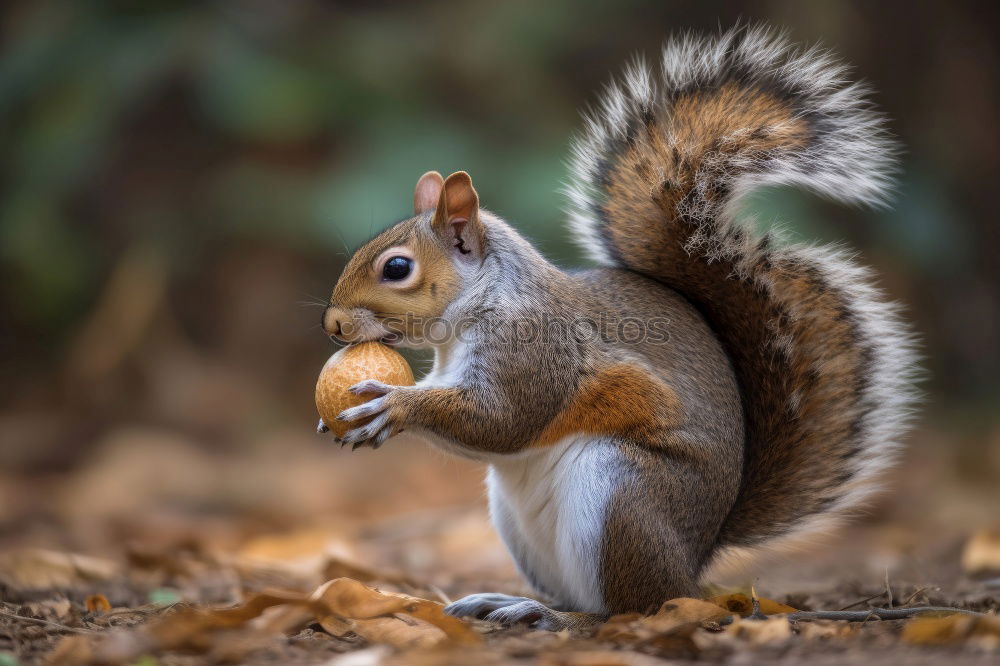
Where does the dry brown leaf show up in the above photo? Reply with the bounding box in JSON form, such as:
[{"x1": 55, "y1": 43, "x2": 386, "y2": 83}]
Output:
[
  {"x1": 0, "y1": 549, "x2": 118, "y2": 590},
  {"x1": 206, "y1": 630, "x2": 279, "y2": 663},
  {"x1": 311, "y1": 578, "x2": 481, "y2": 645},
  {"x1": 47, "y1": 577, "x2": 480, "y2": 663},
  {"x1": 962, "y1": 529, "x2": 1000, "y2": 575},
  {"x1": 652, "y1": 597, "x2": 732, "y2": 625},
  {"x1": 197, "y1": 589, "x2": 308, "y2": 629},
  {"x1": 796, "y1": 619, "x2": 857, "y2": 641},
  {"x1": 45, "y1": 635, "x2": 95, "y2": 666},
  {"x1": 253, "y1": 603, "x2": 316, "y2": 635},
  {"x1": 84, "y1": 594, "x2": 111, "y2": 613},
  {"x1": 47, "y1": 631, "x2": 153, "y2": 666},
  {"x1": 322, "y1": 612, "x2": 456, "y2": 652},
  {"x1": 726, "y1": 616, "x2": 793, "y2": 645},
  {"x1": 902, "y1": 613, "x2": 1000, "y2": 649},
  {"x1": 352, "y1": 615, "x2": 447, "y2": 649},
  {"x1": 317, "y1": 614, "x2": 355, "y2": 636},
  {"x1": 538, "y1": 651, "x2": 675, "y2": 666},
  {"x1": 598, "y1": 597, "x2": 729, "y2": 647},
  {"x1": 708, "y1": 592, "x2": 797, "y2": 616},
  {"x1": 25, "y1": 598, "x2": 73, "y2": 621}
]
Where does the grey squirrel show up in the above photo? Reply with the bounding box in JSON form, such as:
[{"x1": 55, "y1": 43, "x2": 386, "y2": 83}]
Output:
[{"x1": 318, "y1": 25, "x2": 918, "y2": 629}]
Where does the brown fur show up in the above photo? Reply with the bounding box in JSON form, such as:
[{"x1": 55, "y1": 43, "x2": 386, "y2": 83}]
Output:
[
  {"x1": 592, "y1": 83, "x2": 882, "y2": 543},
  {"x1": 534, "y1": 363, "x2": 683, "y2": 447},
  {"x1": 326, "y1": 220, "x2": 461, "y2": 343},
  {"x1": 325, "y1": 172, "x2": 487, "y2": 344}
]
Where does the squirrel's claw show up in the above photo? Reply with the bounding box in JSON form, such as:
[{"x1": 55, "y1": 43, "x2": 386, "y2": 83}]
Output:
[
  {"x1": 348, "y1": 379, "x2": 393, "y2": 396},
  {"x1": 341, "y1": 411, "x2": 392, "y2": 450},
  {"x1": 445, "y1": 594, "x2": 535, "y2": 620},
  {"x1": 316, "y1": 418, "x2": 329, "y2": 434},
  {"x1": 338, "y1": 385, "x2": 406, "y2": 450},
  {"x1": 337, "y1": 395, "x2": 387, "y2": 422},
  {"x1": 484, "y1": 600, "x2": 548, "y2": 627}
]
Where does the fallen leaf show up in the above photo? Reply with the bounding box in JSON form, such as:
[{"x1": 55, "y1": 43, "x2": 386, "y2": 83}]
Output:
[
  {"x1": 25, "y1": 598, "x2": 73, "y2": 621},
  {"x1": 317, "y1": 614, "x2": 355, "y2": 636},
  {"x1": 351, "y1": 615, "x2": 446, "y2": 650},
  {"x1": 597, "y1": 597, "x2": 729, "y2": 650},
  {"x1": 538, "y1": 651, "x2": 676, "y2": 665},
  {"x1": 46, "y1": 636, "x2": 94, "y2": 666},
  {"x1": 655, "y1": 598, "x2": 734, "y2": 625},
  {"x1": 726, "y1": 616, "x2": 793, "y2": 645},
  {"x1": 708, "y1": 592, "x2": 797, "y2": 616},
  {"x1": 311, "y1": 578, "x2": 480, "y2": 645},
  {"x1": 796, "y1": 619, "x2": 857, "y2": 641},
  {"x1": 48, "y1": 577, "x2": 480, "y2": 663},
  {"x1": 255, "y1": 604, "x2": 316, "y2": 635},
  {"x1": 0, "y1": 549, "x2": 118, "y2": 590},
  {"x1": 84, "y1": 594, "x2": 111, "y2": 613},
  {"x1": 962, "y1": 529, "x2": 1000, "y2": 575},
  {"x1": 318, "y1": 607, "x2": 450, "y2": 649},
  {"x1": 46, "y1": 631, "x2": 151, "y2": 666},
  {"x1": 902, "y1": 613, "x2": 1000, "y2": 649}
]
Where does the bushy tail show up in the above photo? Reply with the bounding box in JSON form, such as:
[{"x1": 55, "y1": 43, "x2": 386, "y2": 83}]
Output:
[{"x1": 566, "y1": 25, "x2": 919, "y2": 548}]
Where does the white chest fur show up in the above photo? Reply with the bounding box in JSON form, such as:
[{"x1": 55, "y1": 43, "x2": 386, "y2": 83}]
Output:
[
  {"x1": 486, "y1": 437, "x2": 624, "y2": 613},
  {"x1": 416, "y1": 338, "x2": 471, "y2": 390},
  {"x1": 410, "y1": 339, "x2": 480, "y2": 459}
]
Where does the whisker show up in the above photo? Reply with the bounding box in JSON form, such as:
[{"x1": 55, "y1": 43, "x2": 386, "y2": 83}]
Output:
[
  {"x1": 299, "y1": 293, "x2": 331, "y2": 308},
  {"x1": 332, "y1": 224, "x2": 352, "y2": 255}
]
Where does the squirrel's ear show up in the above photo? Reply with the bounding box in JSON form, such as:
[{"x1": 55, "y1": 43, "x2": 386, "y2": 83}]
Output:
[
  {"x1": 414, "y1": 171, "x2": 445, "y2": 214},
  {"x1": 432, "y1": 171, "x2": 484, "y2": 262}
]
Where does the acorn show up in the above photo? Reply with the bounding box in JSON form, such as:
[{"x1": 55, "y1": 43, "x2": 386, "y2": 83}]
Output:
[{"x1": 315, "y1": 342, "x2": 415, "y2": 439}]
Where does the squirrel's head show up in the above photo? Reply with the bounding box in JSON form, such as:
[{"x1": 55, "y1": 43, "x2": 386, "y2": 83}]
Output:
[{"x1": 323, "y1": 170, "x2": 485, "y2": 348}]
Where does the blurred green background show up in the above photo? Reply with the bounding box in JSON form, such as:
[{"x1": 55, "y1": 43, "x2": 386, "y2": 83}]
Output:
[{"x1": 1, "y1": 0, "x2": 997, "y2": 488}]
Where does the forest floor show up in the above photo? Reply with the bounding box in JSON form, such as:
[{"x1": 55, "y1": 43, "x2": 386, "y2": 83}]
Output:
[{"x1": 1, "y1": 427, "x2": 998, "y2": 665}]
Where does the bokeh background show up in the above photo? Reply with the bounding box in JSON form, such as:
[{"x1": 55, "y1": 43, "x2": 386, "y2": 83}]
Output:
[{"x1": 1, "y1": 0, "x2": 998, "y2": 579}]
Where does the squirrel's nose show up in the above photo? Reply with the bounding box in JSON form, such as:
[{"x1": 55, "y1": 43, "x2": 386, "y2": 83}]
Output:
[{"x1": 322, "y1": 305, "x2": 351, "y2": 341}]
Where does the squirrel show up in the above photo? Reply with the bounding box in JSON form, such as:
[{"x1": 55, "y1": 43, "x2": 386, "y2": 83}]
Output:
[{"x1": 318, "y1": 25, "x2": 918, "y2": 630}]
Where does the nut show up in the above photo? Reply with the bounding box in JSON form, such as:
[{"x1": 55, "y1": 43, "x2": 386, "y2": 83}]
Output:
[{"x1": 315, "y1": 342, "x2": 415, "y2": 438}]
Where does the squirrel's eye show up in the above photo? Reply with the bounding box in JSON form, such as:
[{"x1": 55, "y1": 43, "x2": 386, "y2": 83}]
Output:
[{"x1": 382, "y1": 256, "x2": 413, "y2": 281}]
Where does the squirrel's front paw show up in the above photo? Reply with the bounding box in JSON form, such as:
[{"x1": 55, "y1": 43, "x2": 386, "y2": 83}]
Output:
[{"x1": 337, "y1": 382, "x2": 407, "y2": 450}]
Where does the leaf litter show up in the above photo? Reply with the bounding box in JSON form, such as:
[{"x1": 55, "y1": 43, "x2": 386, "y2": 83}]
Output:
[
  {"x1": 4, "y1": 550, "x2": 995, "y2": 665},
  {"x1": 1, "y1": 430, "x2": 998, "y2": 664}
]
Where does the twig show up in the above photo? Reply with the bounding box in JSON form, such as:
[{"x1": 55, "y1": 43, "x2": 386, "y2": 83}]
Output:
[
  {"x1": 901, "y1": 586, "x2": 930, "y2": 607},
  {"x1": 428, "y1": 584, "x2": 452, "y2": 605},
  {"x1": 884, "y1": 569, "x2": 893, "y2": 608},
  {"x1": 788, "y1": 607, "x2": 989, "y2": 622},
  {"x1": 838, "y1": 592, "x2": 884, "y2": 611},
  {"x1": 0, "y1": 610, "x2": 96, "y2": 634},
  {"x1": 748, "y1": 585, "x2": 767, "y2": 621},
  {"x1": 89, "y1": 603, "x2": 182, "y2": 628},
  {"x1": 102, "y1": 602, "x2": 181, "y2": 618}
]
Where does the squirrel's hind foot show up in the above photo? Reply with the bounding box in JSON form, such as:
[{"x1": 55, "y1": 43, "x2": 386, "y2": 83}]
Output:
[{"x1": 445, "y1": 593, "x2": 605, "y2": 631}]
